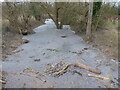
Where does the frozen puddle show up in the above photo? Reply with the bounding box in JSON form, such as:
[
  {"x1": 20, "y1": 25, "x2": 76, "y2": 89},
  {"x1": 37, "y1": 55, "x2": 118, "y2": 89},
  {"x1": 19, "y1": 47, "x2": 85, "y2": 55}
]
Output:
[{"x1": 2, "y1": 19, "x2": 118, "y2": 88}]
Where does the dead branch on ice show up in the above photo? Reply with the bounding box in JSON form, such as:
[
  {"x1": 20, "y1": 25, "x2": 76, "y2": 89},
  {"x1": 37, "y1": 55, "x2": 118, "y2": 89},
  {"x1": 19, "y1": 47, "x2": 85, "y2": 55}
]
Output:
[
  {"x1": 73, "y1": 70, "x2": 109, "y2": 80},
  {"x1": 54, "y1": 64, "x2": 71, "y2": 77},
  {"x1": 74, "y1": 62, "x2": 101, "y2": 74}
]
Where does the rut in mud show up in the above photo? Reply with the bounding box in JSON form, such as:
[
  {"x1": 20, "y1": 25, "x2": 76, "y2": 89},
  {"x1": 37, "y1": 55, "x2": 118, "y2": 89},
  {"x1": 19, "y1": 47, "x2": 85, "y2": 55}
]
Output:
[{"x1": 2, "y1": 19, "x2": 118, "y2": 88}]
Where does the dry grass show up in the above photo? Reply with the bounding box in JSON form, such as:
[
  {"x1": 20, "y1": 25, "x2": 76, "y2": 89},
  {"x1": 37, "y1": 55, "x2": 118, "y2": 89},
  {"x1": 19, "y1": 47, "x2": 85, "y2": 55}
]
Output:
[
  {"x1": 91, "y1": 29, "x2": 118, "y2": 59},
  {"x1": 77, "y1": 29, "x2": 118, "y2": 60},
  {"x1": 72, "y1": 18, "x2": 118, "y2": 60},
  {"x1": 2, "y1": 32, "x2": 23, "y2": 59}
]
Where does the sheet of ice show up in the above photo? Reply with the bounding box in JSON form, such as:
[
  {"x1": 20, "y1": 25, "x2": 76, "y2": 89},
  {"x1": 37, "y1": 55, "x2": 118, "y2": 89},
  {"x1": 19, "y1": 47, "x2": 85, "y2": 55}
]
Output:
[{"x1": 2, "y1": 19, "x2": 118, "y2": 88}]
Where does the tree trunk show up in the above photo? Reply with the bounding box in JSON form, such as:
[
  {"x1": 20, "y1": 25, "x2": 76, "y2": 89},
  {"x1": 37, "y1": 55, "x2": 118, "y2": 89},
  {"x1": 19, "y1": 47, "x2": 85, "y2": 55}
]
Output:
[
  {"x1": 86, "y1": 1, "x2": 93, "y2": 40},
  {"x1": 55, "y1": 2, "x2": 59, "y2": 29},
  {"x1": 55, "y1": 2, "x2": 63, "y2": 29}
]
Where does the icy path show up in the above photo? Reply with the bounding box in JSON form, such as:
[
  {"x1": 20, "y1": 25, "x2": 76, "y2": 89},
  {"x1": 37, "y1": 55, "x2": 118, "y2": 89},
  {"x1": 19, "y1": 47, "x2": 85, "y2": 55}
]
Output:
[{"x1": 2, "y1": 19, "x2": 118, "y2": 88}]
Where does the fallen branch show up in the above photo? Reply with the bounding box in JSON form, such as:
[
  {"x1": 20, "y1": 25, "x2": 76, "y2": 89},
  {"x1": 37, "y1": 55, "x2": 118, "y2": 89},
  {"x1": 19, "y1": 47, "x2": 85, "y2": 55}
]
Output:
[
  {"x1": 73, "y1": 70, "x2": 109, "y2": 80},
  {"x1": 74, "y1": 62, "x2": 101, "y2": 74},
  {"x1": 82, "y1": 73, "x2": 109, "y2": 80},
  {"x1": 54, "y1": 64, "x2": 71, "y2": 77}
]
